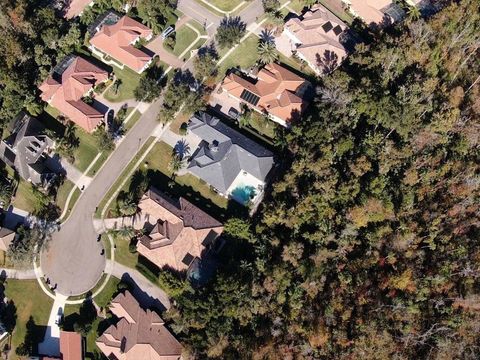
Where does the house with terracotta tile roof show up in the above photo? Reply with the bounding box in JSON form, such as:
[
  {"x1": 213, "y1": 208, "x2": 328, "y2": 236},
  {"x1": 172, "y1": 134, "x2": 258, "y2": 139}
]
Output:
[
  {"x1": 62, "y1": 0, "x2": 95, "y2": 19},
  {"x1": 341, "y1": 0, "x2": 405, "y2": 26},
  {"x1": 136, "y1": 187, "x2": 223, "y2": 272},
  {"x1": 89, "y1": 11, "x2": 154, "y2": 73},
  {"x1": 221, "y1": 63, "x2": 311, "y2": 127},
  {"x1": 59, "y1": 331, "x2": 84, "y2": 360},
  {"x1": 39, "y1": 55, "x2": 109, "y2": 133},
  {"x1": 279, "y1": 4, "x2": 350, "y2": 75},
  {"x1": 96, "y1": 291, "x2": 183, "y2": 360}
]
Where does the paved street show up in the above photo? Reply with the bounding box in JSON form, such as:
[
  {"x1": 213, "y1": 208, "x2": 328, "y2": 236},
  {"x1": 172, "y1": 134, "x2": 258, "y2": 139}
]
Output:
[
  {"x1": 178, "y1": 0, "x2": 264, "y2": 36},
  {"x1": 39, "y1": 0, "x2": 265, "y2": 298},
  {"x1": 41, "y1": 98, "x2": 165, "y2": 296}
]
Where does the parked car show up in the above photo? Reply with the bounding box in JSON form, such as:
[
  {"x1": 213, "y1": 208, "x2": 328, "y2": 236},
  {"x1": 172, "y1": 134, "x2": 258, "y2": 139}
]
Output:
[
  {"x1": 228, "y1": 107, "x2": 240, "y2": 120},
  {"x1": 162, "y1": 26, "x2": 175, "y2": 39}
]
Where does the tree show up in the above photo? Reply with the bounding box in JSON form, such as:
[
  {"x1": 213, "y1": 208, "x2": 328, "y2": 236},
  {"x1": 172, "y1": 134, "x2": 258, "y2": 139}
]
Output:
[
  {"x1": 215, "y1": 17, "x2": 246, "y2": 49},
  {"x1": 116, "y1": 192, "x2": 138, "y2": 217},
  {"x1": 136, "y1": 0, "x2": 175, "y2": 34},
  {"x1": 94, "y1": 127, "x2": 114, "y2": 151},
  {"x1": 194, "y1": 51, "x2": 217, "y2": 79},
  {"x1": 73, "y1": 299, "x2": 96, "y2": 336},
  {"x1": 134, "y1": 67, "x2": 163, "y2": 102},
  {"x1": 113, "y1": 79, "x2": 122, "y2": 95},
  {"x1": 257, "y1": 41, "x2": 278, "y2": 65},
  {"x1": 262, "y1": 0, "x2": 280, "y2": 13},
  {"x1": 168, "y1": 153, "x2": 185, "y2": 177}
]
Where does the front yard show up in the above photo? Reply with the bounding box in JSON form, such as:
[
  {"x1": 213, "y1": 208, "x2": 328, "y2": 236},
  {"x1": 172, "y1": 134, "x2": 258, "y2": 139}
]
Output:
[
  {"x1": 217, "y1": 34, "x2": 259, "y2": 80},
  {"x1": 103, "y1": 65, "x2": 141, "y2": 103},
  {"x1": 4, "y1": 279, "x2": 52, "y2": 358},
  {"x1": 165, "y1": 24, "x2": 198, "y2": 57}
]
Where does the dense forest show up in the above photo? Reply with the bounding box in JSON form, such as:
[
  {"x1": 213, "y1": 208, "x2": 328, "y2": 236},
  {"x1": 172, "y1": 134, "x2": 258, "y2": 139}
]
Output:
[{"x1": 165, "y1": 1, "x2": 480, "y2": 358}]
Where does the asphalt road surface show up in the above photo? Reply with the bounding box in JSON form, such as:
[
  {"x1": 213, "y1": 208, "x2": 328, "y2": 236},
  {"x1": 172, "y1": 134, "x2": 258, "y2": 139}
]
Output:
[{"x1": 41, "y1": 99, "x2": 164, "y2": 296}]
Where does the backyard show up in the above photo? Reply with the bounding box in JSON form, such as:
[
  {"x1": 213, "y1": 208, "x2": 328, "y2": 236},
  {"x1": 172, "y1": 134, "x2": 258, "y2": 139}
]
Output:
[{"x1": 4, "y1": 280, "x2": 53, "y2": 358}]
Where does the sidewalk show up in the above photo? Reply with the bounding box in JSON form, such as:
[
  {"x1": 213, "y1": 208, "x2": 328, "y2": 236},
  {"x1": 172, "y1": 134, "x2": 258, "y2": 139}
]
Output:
[{"x1": 0, "y1": 267, "x2": 36, "y2": 279}]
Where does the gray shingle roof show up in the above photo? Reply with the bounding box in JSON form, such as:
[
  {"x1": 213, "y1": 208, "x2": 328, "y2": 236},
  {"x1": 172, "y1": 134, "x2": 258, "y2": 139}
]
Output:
[
  {"x1": 187, "y1": 112, "x2": 274, "y2": 194},
  {"x1": 0, "y1": 112, "x2": 55, "y2": 186}
]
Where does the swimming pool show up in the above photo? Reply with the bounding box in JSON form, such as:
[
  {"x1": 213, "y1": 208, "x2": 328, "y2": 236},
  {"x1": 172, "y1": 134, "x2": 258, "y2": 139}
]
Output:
[{"x1": 231, "y1": 185, "x2": 257, "y2": 205}]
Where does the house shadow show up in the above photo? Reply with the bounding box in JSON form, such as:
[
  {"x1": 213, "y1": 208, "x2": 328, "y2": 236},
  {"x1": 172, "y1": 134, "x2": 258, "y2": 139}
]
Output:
[
  {"x1": 3, "y1": 205, "x2": 27, "y2": 229},
  {"x1": 145, "y1": 169, "x2": 248, "y2": 221},
  {"x1": 119, "y1": 271, "x2": 167, "y2": 312}
]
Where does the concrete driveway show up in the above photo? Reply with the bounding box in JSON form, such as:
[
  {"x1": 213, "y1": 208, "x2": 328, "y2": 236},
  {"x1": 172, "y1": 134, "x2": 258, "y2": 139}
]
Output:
[
  {"x1": 41, "y1": 97, "x2": 167, "y2": 297},
  {"x1": 38, "y1": 294, "x2": 68, "y2": 358}
]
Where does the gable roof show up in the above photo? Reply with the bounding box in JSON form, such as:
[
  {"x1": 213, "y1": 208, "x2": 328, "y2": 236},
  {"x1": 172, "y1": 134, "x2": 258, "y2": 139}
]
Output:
[
  {"x1": 285, "y1": 4, "x2": 349, "y2": 74},
  {"x1": 89, "y1": 14, "x2": 153, "y2": 72},
  {"x1": 59, "y1": 331, "x2": 83, "y2": 360},
  {"x1": 39, "y1": 56, "x2": 109, "y2": 133},
  {"x1": 97, "y1": 291, "x2": 182, "y2": 359},
  {"x1": 222, "y1": 63, "x2": 310, "y2": 123},
  {"x1": 187, "y1": 112, "x2": 274, "y2": 194},
  {"x1": 0, "y1": 112, "x2": 55, "y2": 186}
]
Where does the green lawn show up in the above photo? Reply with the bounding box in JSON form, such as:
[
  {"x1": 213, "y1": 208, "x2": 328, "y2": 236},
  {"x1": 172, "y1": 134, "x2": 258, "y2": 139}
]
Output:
[
  {"x1": 276, "y1": 52, "x2": 317, "y2": 81},
  {"x1": 248, "y1": 112, "x2": 279, "y2": 140},
  {"x1": 109, "y1": 232, "x2": 138, "y2": 269},
  {"x1": 73, "y1": 127, "x2": 99, "y2": 173},
  {"x1": 103, "y1": 65, "x2": 141, "y2": 102},
  {"x1": 165, "y1": 25, "x2": 198, "y2": 58},
  {"x1": 11, "y1": 180, "x2": 37, "y2": 213},
  {"x1": 93, "y1": 276, "x2": 121, "y2": 309},
  {"x1": 217, "y1": 35, "x2": 259, "y2": 80},
  {"x1": 5, "y1": 280, "x2": 53, "y2": 357},
  {"x1": 56, "y1": 180, "x2": 75, "y2": 213}
]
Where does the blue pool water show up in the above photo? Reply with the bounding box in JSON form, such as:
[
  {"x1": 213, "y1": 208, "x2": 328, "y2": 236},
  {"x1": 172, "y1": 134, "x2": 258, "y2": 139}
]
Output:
[{"x1": 231, "y1": 185, "x2": 257, "y2": 205}]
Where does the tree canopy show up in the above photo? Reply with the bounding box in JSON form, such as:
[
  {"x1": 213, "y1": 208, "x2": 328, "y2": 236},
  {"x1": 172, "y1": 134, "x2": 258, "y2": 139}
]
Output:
[{"x1": 164, "y1": 1, "x2": 480, "y2": 358}]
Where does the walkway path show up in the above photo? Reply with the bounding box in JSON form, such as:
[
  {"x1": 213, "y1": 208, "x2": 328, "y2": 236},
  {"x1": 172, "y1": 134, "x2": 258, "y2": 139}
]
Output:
[
  {"x1": 38, "y1": 293, "x2": 68, "y2": 358},
  {"x1": 0, "y1": 267, "x2": 35, "y2": 280}
]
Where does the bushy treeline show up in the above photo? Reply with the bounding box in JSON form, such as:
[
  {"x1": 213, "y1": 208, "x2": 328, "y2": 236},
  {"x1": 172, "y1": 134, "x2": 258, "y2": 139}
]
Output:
[{"x1": 165, "y1": 1, "x2": 480, "y2": 359}]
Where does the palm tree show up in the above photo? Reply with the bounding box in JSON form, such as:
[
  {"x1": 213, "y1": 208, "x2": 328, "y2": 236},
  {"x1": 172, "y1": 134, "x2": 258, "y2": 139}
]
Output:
[
  {"x1": 259, "y1": 29, "x2": 275, "y2": 45},
  {"x1": 258, "y1": 41, "x2": 278, "y2": 65},
  {"x1": 116, "y1": 226, "x2": 135, "y2": 239},
  {"x1": 407, "y1": 5, "x2": 421, "y2": 22},
  {"x1": 174, "y1": 139, "x2": 191, "y2": 160},
  {"x1": 168, "y1": 154, "x2": 185, "y2": 178},
  {"x1": 118, "y1": 195, "x2": 137, "y2": 217}
]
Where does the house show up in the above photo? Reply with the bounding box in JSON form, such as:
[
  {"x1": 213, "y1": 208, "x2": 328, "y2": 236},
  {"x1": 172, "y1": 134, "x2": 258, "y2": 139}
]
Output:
[
  {"x1": 62, "y1": 0, "x2": 95, "y2": 19},
  {"x1": 280, "y1": 4, "x2": 350, "y2": 75},
  {"x1": 59, "y1": 331, "x2": 84, "y2": 360},
  {"x1": 89, "y1": 11, "x2": 154, "y2": 73},
  {"x1": 187, "y1": 112, "x2": 274, "y2": 205},
  {"x1": 0, "y1": 112, "x2": 56, "y2": 187},
  {"x1": 39, "y1": 55, "x2": 109, "y2": 133},
  {"x1": 0, "y1": 226, "x2": 15, "y2": 252},
  {"x1": 137, "y1": 187, "x2": 223, "y2": 272},
  {"x1": 96, "y1": 291, "x2": 183, "y2": 360},
  {"x1": 220, "y1": 63, "x2": 311, "y2": 127},
  {"x1": 341, "y1": 0, "x2": 405, "y2": 26}
]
